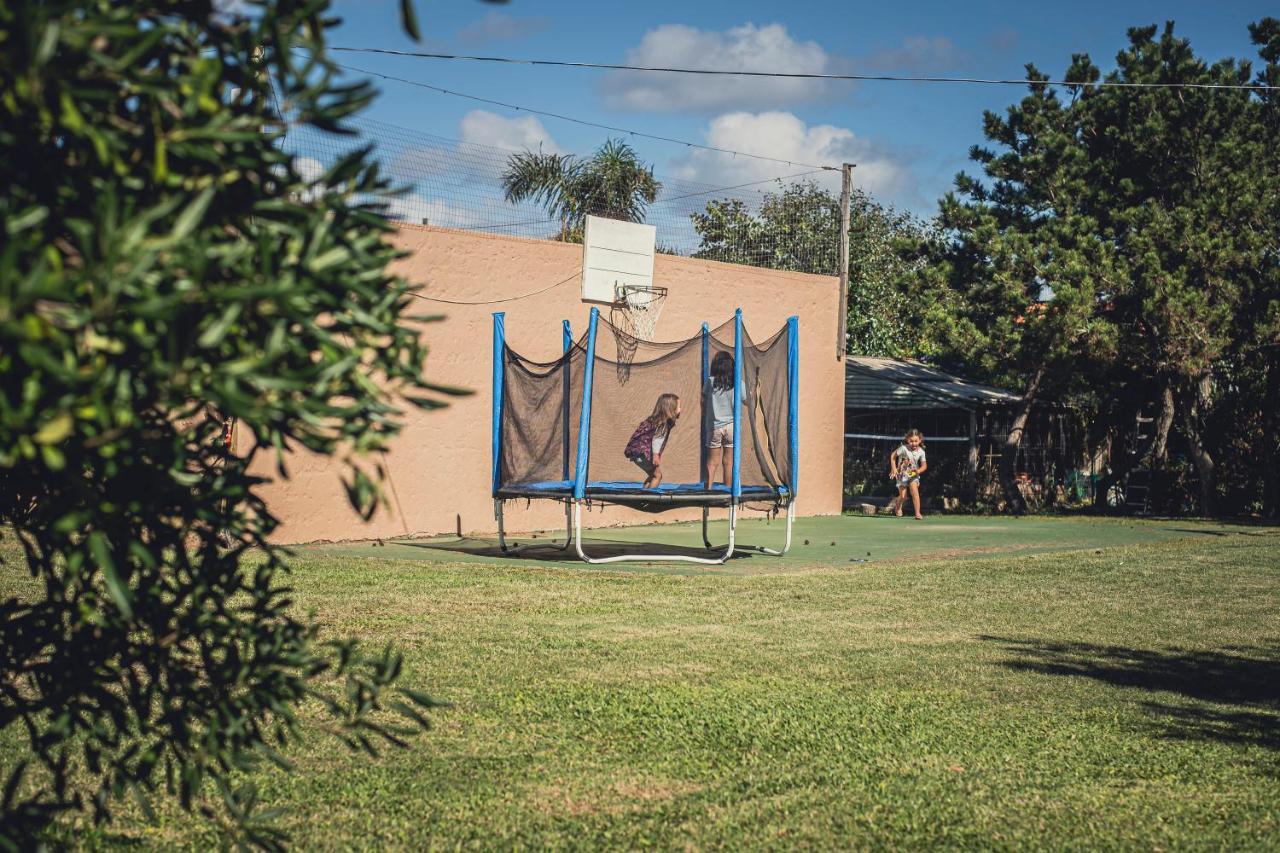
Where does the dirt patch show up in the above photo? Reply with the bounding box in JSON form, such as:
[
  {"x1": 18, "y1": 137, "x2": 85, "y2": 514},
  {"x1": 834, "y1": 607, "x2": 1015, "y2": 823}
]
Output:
[
  {"x1": 532, "y1": 777, "x2": 703, "y2": 817},
  {"x1": 882, "y1": 543, "x2": 1056, "y2": 564}
]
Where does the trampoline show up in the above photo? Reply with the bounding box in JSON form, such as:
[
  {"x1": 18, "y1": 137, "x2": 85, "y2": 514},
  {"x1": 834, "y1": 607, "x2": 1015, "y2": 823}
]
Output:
[{"x1": 493, "y1": 306, "x2": 798, "y2": 564}]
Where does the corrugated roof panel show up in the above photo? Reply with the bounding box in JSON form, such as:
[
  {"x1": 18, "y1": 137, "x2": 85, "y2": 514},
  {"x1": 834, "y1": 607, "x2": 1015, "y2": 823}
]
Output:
[{"x1": 845, "y1": 357, "x2": 1021, "y2": 410}]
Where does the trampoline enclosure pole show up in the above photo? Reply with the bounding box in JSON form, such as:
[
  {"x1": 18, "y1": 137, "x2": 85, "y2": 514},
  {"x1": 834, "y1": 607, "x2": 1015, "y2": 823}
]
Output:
[
  {"x1": 732, "y1": 308, "x2": 744, "y2": 499},
  {"x1": 573, "y1": 307, "x2": 600, "y2": 499},
  {"x1": 562, "y1": 319, "x2": 572, "y2": 482},
  {"x1": 700, "y1": 322, "x2": 709, "y2": 481},
  {"x1": 492, "y1": 312, "x2": 505, "y2": 497},
  {"x1": 787, "y1": 315, "x2": 799, "y2": 498}
]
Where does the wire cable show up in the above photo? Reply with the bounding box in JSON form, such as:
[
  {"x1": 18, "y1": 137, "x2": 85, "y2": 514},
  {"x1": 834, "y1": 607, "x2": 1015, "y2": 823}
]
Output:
[
  {"x1": 406, "y1": 269, "x2": 579, "y2": 304},
  {"x1": 455, "y1": 169, "x2": 830, "y2": 231},
  {"x1": 326, "y1": 59, "x2": 841, "y2": 171},
  {"x1": 332, "y1": 46, "x2": 1279, "y2": 92}
]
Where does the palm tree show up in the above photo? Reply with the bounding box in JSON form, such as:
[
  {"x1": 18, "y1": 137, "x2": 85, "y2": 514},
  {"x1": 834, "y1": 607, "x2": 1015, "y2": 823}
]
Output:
[{"x1": 501, "y1": 139, "x2": 661, "y2": 241}]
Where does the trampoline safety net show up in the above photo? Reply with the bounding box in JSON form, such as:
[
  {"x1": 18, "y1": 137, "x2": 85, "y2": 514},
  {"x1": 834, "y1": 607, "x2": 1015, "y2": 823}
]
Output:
[{"x1": 493, "y1": 309, "x2": 798, "y2": 511}]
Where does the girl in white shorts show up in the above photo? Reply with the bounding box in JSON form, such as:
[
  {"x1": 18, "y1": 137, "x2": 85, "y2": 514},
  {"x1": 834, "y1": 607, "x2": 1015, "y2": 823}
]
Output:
[{"x1": 703, "y1": 351, "x2": 735, "y2": 488}]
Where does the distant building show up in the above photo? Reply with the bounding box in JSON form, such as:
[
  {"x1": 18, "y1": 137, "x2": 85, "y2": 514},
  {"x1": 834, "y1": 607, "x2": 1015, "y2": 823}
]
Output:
[{"x1": 844, "y1": 357, "x2": 1071, "y2": 508}]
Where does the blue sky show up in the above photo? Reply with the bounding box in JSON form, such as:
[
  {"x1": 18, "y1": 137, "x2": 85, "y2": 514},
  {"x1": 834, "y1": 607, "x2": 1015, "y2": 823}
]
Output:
[{"x1": 326, "y1": 0, "x2": 1274, "y2": 218}]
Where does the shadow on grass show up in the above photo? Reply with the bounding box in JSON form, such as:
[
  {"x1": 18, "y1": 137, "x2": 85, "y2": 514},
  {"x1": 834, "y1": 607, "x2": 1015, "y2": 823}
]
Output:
[
  {"x1": 984, "y1": 636, "x2": 1280, "y2": 756},
  {"x1": 396, "y1": 536, "x2": 758, "y2": 563},
  {"x1": 1158, "y1": 527, "x2": 1235, "y2": 536}
]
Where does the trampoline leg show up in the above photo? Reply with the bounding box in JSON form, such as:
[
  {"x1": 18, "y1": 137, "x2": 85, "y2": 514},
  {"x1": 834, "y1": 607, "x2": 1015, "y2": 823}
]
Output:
[
  {"x1": 497, "y1": 498, "x2": 574, "y2": 556},
  {"x1": 701, "y1": 506, "x2": 712, "y2": 549},
  {"x1": 727, "y1": 501, "x2": 737, "y2": 555},
  {"x1": 572, "y1": 499, "x2": 734, "y2": 565},
  {"x1": 750, "y1": 501, "x2": 795, "y2": 556},
  {"x1": 495, "y1": 500, "x2": 511, "y2": 554}
]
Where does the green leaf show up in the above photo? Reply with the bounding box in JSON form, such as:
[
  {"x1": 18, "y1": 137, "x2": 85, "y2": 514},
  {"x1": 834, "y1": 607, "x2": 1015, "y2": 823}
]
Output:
[
  {"x1": 7, "y1": 205, "x2": 49, "y2": 235},
  {"x1": 34, "y1": 411, "x2": 73, "y2": 445},
  {"x1": 198, "y1": 303, "x2": 243, "y2": 348},
  {"x1": 40, "y1": 444, "x2": 66, "y2": 471},
  {"x1": 170, "y1": 187, "x2": 215, "y2": 243},
  {"x1": 131, "y1": 782, "x2": 157, "y2": 823},
  {"x1": 88, "y1": 531, "x2": 132, "y2": 619},
  {"x1": 399, "y1": 0, "x2": 421, "y2": 41}
]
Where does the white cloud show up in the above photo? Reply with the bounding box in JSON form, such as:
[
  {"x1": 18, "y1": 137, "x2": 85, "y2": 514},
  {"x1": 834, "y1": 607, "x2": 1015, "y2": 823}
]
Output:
[
  {"x1": 295, "y1": 156, "x2": 325, "y2": 184},
  {"x1": 293, "y1": 157, "x2": 328, "y2": 202},
  {"x1": 603, "y1": 23, "x2": 832, "y2": 112},
  {"x1": 459, "y1": 10, "x2": 551, "y2": 46},
  {"x1": 384, "y1": 193, "x2": 496, "y2": 230},
  {"x1": 458, "y1": 110, "x2": 564, "y2": 154},
  {"x1": 671, "y1": 111, "x2": 919, "y2": 209}
]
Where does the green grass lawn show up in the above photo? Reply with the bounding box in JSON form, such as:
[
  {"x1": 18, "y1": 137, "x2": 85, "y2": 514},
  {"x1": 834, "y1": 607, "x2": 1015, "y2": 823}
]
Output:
[{"x1": 4, "y1": 515, "x2": 1279, "y2": 849}]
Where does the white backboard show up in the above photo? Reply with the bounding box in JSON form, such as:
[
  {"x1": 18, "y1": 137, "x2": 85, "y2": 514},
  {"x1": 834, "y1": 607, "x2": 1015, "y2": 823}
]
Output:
[{"x1": 581, "y1": 215, "x2": 657, "y2": 304}]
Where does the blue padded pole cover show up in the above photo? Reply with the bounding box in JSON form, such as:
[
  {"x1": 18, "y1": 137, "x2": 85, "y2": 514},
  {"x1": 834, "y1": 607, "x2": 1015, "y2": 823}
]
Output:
[
  {"x1": 491, "y1": 312, "x2": 506, "y2": 497},
  {"x1": 562, "y1": 319, "x2": 572, "y2": 481},
  {"x1": 787, "y1": 315, "x2": 799, "y2": 497},
  {"x1": 700, "y1": 322, "x2": 709, "y2": 478},
  {"x1": 732, "y1": 308, "x2": 744, "y2": 499},
  {"x1": 573, "y1": 308, "x2": 600, "y2": 499}
]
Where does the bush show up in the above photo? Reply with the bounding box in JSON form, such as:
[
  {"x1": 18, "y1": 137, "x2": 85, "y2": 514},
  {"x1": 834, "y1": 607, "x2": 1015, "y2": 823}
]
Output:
[{"x1": 0, "y1": 0, "x2": 463, "y2": 845}]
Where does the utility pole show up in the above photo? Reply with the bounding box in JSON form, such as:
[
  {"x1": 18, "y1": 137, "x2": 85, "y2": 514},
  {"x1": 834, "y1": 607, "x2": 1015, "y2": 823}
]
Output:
[{"x1": 837, "y1": 162, "x2": 854, "y2": 359}]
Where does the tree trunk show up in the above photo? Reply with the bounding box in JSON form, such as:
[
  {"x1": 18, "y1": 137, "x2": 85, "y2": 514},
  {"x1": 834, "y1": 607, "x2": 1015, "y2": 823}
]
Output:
[
  {"x1": 1151, "y1": 381, "x2": 1175, "y2": 469},
  {"x1": 965, "y1": 408, "x2": 980, "y2": 503},
  {"x1": 999, "y1": 367, "x2": 1046, "y2": 515},
  {"x1": 1180, "y1": 372, "x2": 1217, "y2": 516},
  {"x1": 1264, "y1": 353, "x2": 1280, "y2": 519}
]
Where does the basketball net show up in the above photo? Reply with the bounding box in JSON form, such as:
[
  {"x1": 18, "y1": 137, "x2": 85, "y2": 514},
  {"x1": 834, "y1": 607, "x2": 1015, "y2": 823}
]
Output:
[{"x1": 608, "y1": 284, "x2": 667, "y2": 384}]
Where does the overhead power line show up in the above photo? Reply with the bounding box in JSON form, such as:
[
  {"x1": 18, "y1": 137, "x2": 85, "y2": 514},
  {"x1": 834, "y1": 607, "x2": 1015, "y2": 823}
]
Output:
[
  {"x1": 332, "y1": 46, "x2": 1280, "y2": 92},
  {"x1": 408, "y1": 270, "x2": 579, "y2": 305},
  {"x1": 326, "y1": 60, "x2": 839, "y2": 171}
]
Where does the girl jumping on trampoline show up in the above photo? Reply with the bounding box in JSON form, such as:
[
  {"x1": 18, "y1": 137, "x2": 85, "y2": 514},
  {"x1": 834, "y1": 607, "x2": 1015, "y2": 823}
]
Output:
[
  {"x1": 890, "y1": 429, "x2": 928, "y2": 519},
  {"x1": 625, "y1": 393, "x2": 682, "y2": 489},
  {"x1": 703, "y1": 351, "x2": 736, "y2": 488}
]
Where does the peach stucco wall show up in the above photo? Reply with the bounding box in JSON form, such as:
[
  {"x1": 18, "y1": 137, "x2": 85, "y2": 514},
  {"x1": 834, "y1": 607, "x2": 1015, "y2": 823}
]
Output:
[{"x1": 253, "y1": 225, "x2": 845, "y2": 543}]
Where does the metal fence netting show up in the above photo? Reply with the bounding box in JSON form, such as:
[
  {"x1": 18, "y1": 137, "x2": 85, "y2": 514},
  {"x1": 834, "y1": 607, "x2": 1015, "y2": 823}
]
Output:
[{"x1": 282, "y1": 114, "x2": 840, "y2": 276}]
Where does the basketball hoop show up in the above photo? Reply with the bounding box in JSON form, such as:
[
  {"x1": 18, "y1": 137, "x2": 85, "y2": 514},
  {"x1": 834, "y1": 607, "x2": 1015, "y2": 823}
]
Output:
[
  {"x1": 608, "y1": 283, "x2": 667, "y2": 384},
  {"x1": 613, "y1": 283, "x2": 667, "y2": 341}
]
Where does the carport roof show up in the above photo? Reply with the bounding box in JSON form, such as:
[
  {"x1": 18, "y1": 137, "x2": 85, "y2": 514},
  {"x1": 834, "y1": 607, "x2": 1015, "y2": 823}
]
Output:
[{"x1": 846, "y1": 356, "x2": 1023, "y2": 410}]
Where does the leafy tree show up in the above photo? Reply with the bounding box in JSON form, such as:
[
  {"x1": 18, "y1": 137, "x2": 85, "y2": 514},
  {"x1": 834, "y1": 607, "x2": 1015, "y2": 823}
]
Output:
[
  {"x1": 1242, "y1": 17, "x2": 1280, "y2": 517},
  {"x1": 0, "y1": 0, "x2": 468, "y2": 844},
  {"x1": 921, "y1": 22, "x2": 1279, "y2": 513},
  {"x1": 690, "y1": 181, "x2": 935, "y2": 358},
  {"x1": 915, "y1": 65, "x2": 1121, "y2": 512},
  {"x1": 1074, "y1": 24, "x2": 1264, "y2": 513},
  {"x1": 501, "y1": 138, "x2": 661, "y2": 241}
]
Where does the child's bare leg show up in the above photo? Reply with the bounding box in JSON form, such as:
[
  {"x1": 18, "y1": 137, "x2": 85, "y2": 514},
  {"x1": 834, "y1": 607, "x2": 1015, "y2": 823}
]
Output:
[
  {"x1": 704, "y1": 447, "x2": 720, "y2": 488},
  {"x1": 721, "y1": 447, "x2": 732, "y2": 487},
  {"x1": 895, "y1": 486, "x2": 906, "y2": 516},
  {"x1": 651, "y1": 466, "x2": 663, "y2": 488},
  {"x1": 909, "y1": 481, "x2": 922, "y2": 519}
]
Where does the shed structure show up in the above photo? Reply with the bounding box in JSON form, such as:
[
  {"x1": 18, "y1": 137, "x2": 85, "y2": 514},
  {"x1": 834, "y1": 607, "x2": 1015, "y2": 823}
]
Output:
[{"x1": 844, "y1": 357, "x2": 1068, "y2": 507}]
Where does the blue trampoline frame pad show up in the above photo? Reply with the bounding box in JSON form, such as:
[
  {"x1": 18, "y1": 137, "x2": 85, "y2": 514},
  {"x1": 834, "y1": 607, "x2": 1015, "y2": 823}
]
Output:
[{"x1": 497, "y1": 480, "x2": 789, "y2": 505}]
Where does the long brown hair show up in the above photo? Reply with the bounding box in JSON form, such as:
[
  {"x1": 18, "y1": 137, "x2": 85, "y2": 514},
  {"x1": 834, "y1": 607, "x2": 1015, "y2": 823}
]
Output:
[
  {"x1": 645, "y1": 393, "x2": 680, "y2": 437},
  {"x1": 710, "y1": 351, "x2": 734, "y2": 391}
]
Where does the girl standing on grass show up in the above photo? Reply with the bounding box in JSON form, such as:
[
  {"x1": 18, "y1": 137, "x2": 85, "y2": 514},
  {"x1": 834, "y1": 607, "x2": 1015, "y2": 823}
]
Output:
[
  {"x1": 890, "y1": 429, "x2": 928, "y2": 519},
  {"x1": 625, "y1": 393, "x2": 682, "y2": 489}
]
